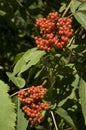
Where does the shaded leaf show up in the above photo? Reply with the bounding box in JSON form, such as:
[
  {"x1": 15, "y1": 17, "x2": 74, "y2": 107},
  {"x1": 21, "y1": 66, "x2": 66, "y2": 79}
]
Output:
[
  {"x1": 79, "y1": 78, "x2": 86, "y2": 125},
  {"x1": 58, "y1": 74, "x2": 79, "y2": 107},
  {"x1": 34, "y1": 69, "x2": 43, "y2": 79},
  {"x1": 0, "y1": 80, "x2": 16, "y2": 130},
  {"x1": 44, "y1": 86, "x2": 57, "y2": 106},
  {"x1": 6, "y1": 72, "x2": 25, "y2": 88},
  {"x1": 0, "y1": 10, "x2": 6, "y2": 16},
  {"x1": 56, "y1": 107, "x2": 77, "y2": 130}
]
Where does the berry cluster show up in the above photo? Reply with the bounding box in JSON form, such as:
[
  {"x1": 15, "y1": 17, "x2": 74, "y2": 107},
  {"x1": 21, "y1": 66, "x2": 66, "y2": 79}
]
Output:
[
  {"x1": 18, "y1": 85, "x2": 49, "y2": 124},
  {"x1": 34, "y1": 12, "x2": 73, "y2": 51}
]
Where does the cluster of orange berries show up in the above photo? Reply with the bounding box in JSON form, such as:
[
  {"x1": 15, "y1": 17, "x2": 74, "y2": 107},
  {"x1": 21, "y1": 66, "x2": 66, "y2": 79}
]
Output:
[
  {"x1": 34, "y1": 12, "x2": 73, "y2": 51},
  {"x1": 18, "y1": 85, "x2": 49, "y2": 124}
]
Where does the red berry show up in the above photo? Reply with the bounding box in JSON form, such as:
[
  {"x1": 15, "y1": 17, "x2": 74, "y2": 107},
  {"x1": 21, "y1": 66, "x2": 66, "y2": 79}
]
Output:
[
  {"x1": 34, "y1": 12, "x2": 73, "y2": 51},
  {"x1": 18, "y1": 85, "x2": 49, "y2": 125}
]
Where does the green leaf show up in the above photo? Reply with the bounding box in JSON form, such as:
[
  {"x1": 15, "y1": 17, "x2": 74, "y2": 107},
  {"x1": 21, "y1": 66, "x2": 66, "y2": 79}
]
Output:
[
  {"x1": 44, "y1": 86, "x2": 57, "y2": 108},
  {"x1": 13, "y1": 48, "x2": 46, "y2": 75},
  {"x1": 56, "y1": 107, "x2": 77, "y2": 130},
  {"x1": 0, "y1": 66, "x2": 3, "y2": 69},
  {"x1": 0, "y1": 80, "x2": 16, "y2": 130},
  {"x1": 69, "y1": 45, "x2": 78, "y2": 50},
  {"x1": 13, "y1": 48, "x2": 37, "y2": 75},
  {"x1": 19, "y1": 50, "x2": 45, "y2": 74},
  {"x1": 12, "y1": 96, "x2": 28, "y2": 130},
  {"x1": 70, "y1": 0, "x2": 81, "y2": 12},
  {"x1": 34, "y1": 69, "x2": 43, "y2": 79},
  {"x1": 78, "y1": 1, "x2": 86, "y2": 11},
  {"x1": 6, "y1": 72, "x2": 25, "y2": 88},
  {"x1": 17, "y1": 100, "x2": 28, "y2": 130},
  {"x1": 79, "y1": 78, "x2": 86, "y2": 125},
  {"x1": 70, "y1": 0, "x2": 86, "y2": 29},
  {"x1": 59, "y1": 3, "x2": 66, "y2": 13},
  {"x1": 0, "y1": 10, "x2": 6, "y2": 16},
  {"x1": 13, "y1": 52, "x2": 24, "y2": 66},
  {"x1": 58, "y1": 74, "x2": 79, "y2": 107},
  {"x1": 16, "y1": 0, "x2": 23, "y2": 7},
  {"x1": 74, "y1": 11, "x2": 86, "y2": 29}
]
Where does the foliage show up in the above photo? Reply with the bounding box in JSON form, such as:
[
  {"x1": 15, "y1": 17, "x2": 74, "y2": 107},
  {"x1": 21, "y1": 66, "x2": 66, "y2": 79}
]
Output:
[
  {"x1": 0, "y1": 80, "x2": 16, "y2": 130},
  {"x1": 56, "y1": 107, "x2": 77, "y2": 130},
  {"x1": 0, "y1": 0, "x2": 86, "y2": 130},
  {"x1": 79, "y1": 78, "x2": 86, "y2": 125}
]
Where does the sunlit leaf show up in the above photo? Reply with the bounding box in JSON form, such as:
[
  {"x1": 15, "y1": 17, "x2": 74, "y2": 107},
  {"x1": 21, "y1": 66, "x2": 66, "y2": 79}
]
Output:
[
  {"x1": 59, "y1": 3, "x2": 66, "y2": 13},
  {"x1": 6, "y1": 72, "x2": 25, "y2": 88},
  {"x1": 78, "y1": 1, "x2": 86, "y2": 11},
  {"x1": 74, "y1": 11, "x2": 86, "y2": 29},
  {"x1": 12, "y1": 96, "x2": 28, "y2": 130},
  {"x1": 13, "y1": 48, "x2": 37, "y2": 75},
  {"x1": 0, "y1": 80, "x2": 16, "y2": 130},
  {"x1": 13, "y1": 48, "x2": 46, "y2": 75},
  {"x1": 70, "y1": 0, "x2": 81, "y2": 12},
  {"x1": 69, "y1": 45, "x2": 78, "y2": 50},
  {"x1": 19, "y1": 50, "x2": 45, "y2": 75},
  {"x1": 13, "y1": 52, "x2": 24, "y2": 66}
]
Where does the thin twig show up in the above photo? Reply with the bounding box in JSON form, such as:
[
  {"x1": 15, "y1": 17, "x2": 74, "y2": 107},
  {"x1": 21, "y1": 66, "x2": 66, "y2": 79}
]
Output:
[
  {"x1": 10, "y1": 88, "x2": 29, "y2": 97},
  {"x1": 62, "y1": 0, "x2": 73, "y2": 17},
  {"x1": 42, "y1": 79, "x2": 47, "y2": 86},
  {"x1": 50, "y1": 111, "x2": 59, "y2": 130}
]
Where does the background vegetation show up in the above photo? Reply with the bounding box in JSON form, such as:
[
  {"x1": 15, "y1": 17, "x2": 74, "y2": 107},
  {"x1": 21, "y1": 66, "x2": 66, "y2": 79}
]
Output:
[{"x1": 0, "y1": 0, "x2": 86, "y2": 130}]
